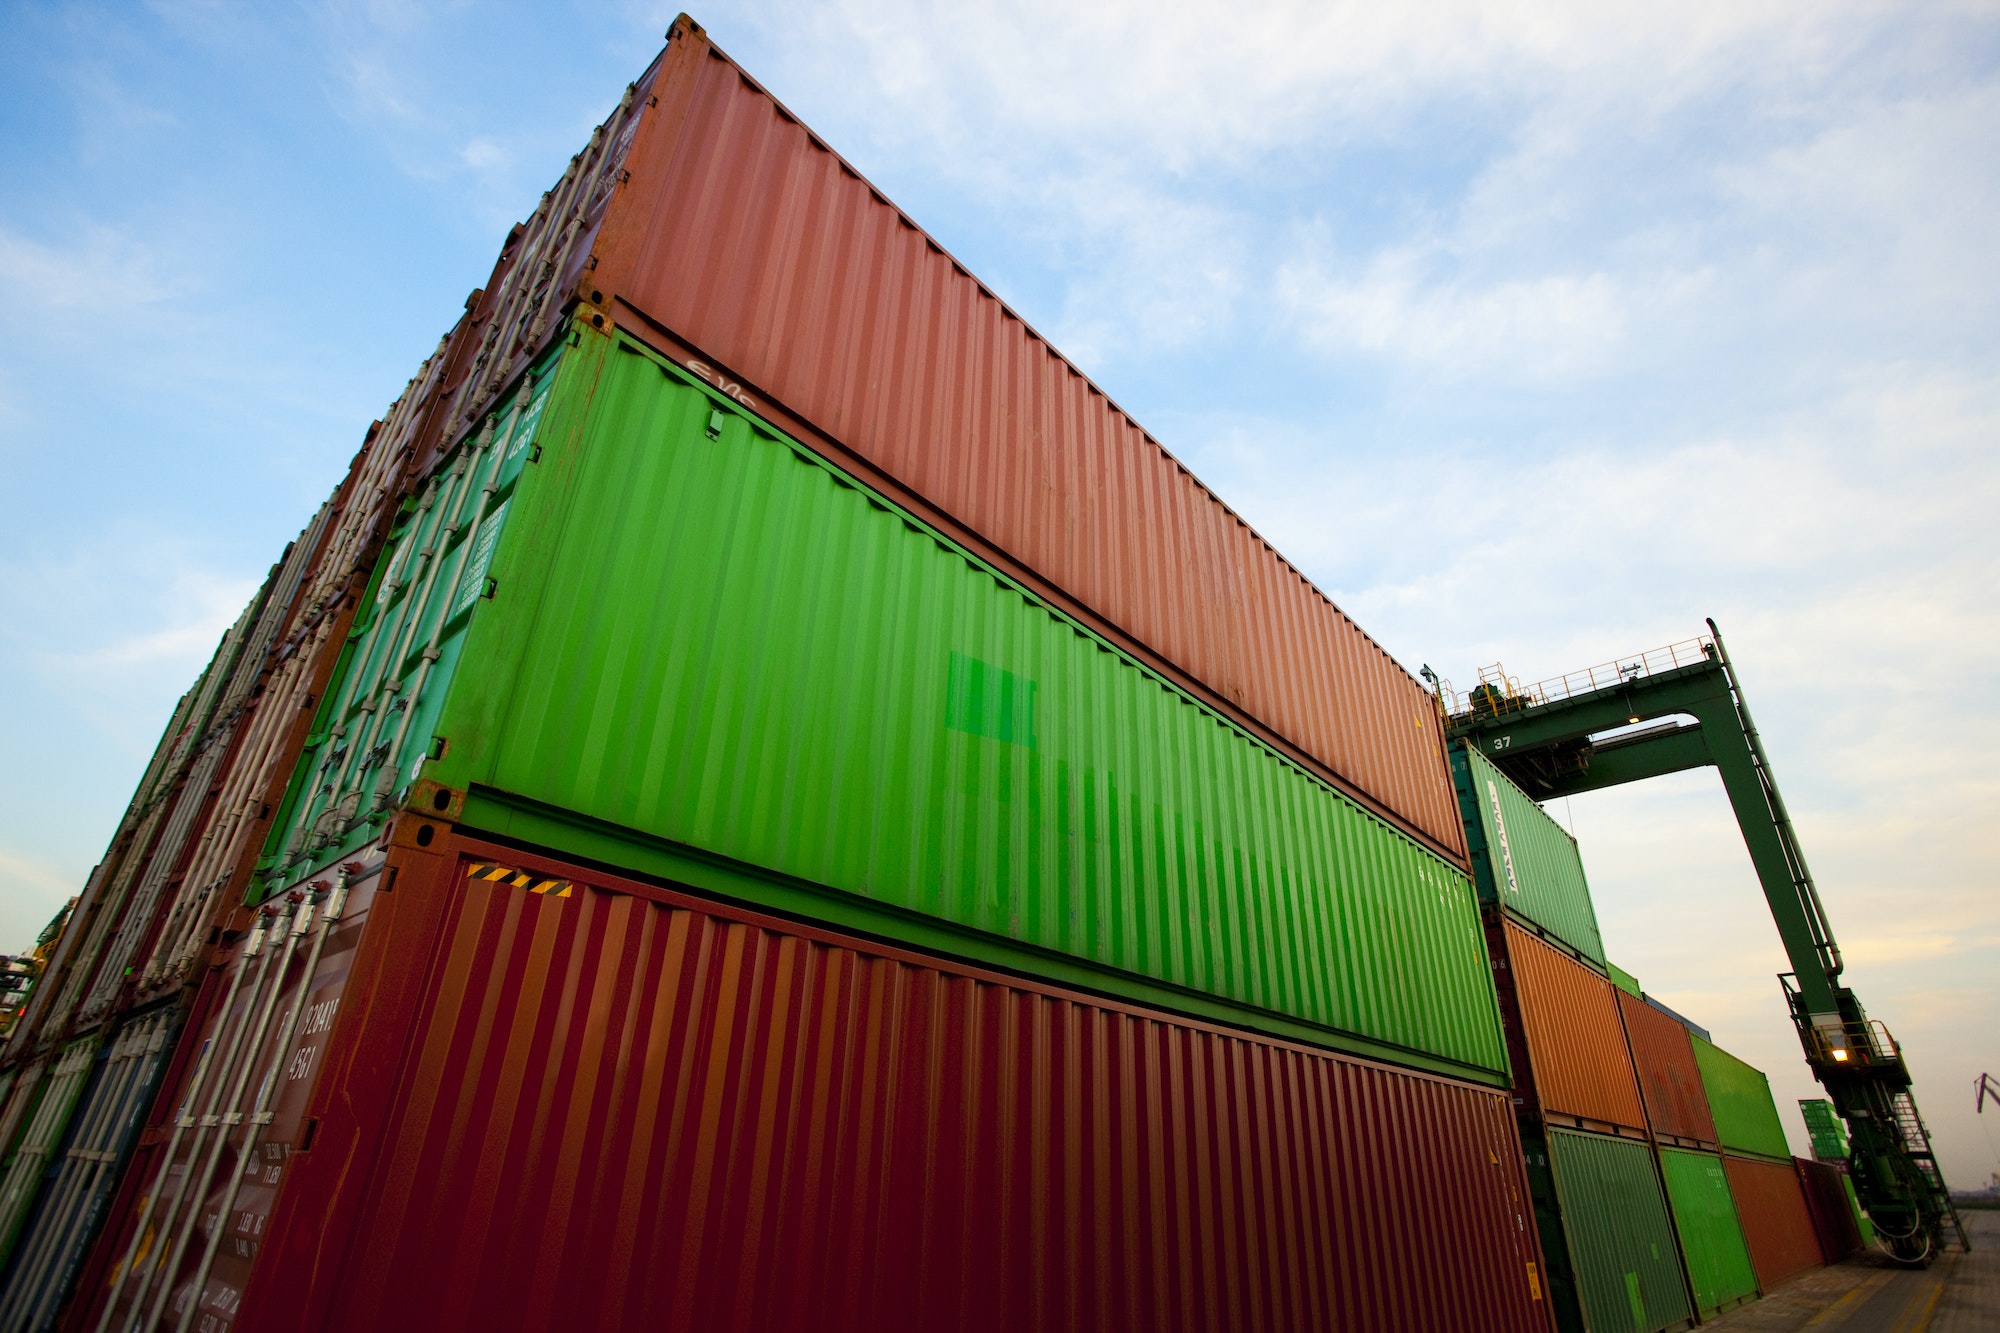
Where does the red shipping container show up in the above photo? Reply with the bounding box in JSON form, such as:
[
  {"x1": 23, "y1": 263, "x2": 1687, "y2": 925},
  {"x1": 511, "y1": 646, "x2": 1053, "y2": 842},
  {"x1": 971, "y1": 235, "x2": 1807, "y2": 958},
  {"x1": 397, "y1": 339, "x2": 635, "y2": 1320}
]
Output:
[
  {"x1": 436, "y1": 17, "x2": 1466, "y2": 865},
  {"x1": 77, "y1": 826, "x2": 1552, "y2": 1333},
  {"x1": 1793, "y1": 1157, "x2": 1863, "y2": 1264},
  {"x1": 1723, "y1": 1154, "x2": 1824, "y2": 1290},
  {"x1": 1489, "y1": 917, "x2": 1647, "y2": 1136},
  {"x1": 1616, "y1": 987, "x2": 1718, "y2": 1147}
]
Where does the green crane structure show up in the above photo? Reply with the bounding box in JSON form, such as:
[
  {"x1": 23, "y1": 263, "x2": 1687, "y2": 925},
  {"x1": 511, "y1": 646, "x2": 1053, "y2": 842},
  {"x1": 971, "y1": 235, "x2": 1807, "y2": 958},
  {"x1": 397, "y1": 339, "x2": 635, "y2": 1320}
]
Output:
[{"x1": 1441, "y1": 620, "x2": 1966, "y2": 1264}]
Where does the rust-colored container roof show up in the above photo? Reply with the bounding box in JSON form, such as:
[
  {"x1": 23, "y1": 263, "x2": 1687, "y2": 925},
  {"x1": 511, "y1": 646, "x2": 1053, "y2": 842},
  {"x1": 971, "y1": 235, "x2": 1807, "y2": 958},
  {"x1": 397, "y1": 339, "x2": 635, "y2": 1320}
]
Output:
[
  {"x1": 1722, "y1": 1154, "x2": 1824, "y2": 1290},
  {"x1": 1617, "y1": 987, "x2": 1718, "y2": 1147},
  {"x1": 169, "y1": 829, "x2": 1555, "y2": 1333},
  {"x1": 565, "y1": 18, "x2": 1465, "y2": 864},
  {"x1": 1499, "y1": 919, "x2": 1648, "y2": 1135}
]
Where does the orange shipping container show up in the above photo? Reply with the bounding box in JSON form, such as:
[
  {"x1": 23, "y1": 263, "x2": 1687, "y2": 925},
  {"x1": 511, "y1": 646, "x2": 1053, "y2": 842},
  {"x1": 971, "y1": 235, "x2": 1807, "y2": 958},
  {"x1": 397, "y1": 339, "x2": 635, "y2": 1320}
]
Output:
[
  {"x1": 1617, "y1": 988, "x2": 1718, "y2": 1147},
  {"x1": 1491, "y1": 917, "x2": 1647, "y2": 1135},
  {"x1": 1724, "y1": 1154, "x2": 1824, "y2": 1290},
  {"x1": 514, "y1": 18, "x2": 1466, "y2": 864}
]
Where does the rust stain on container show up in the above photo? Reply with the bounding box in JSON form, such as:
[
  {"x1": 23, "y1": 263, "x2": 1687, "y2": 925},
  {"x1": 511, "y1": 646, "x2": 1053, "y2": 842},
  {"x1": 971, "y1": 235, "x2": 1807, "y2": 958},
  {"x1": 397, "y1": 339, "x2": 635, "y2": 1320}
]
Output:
[
  {"x1": 1616, "y1": 988, "x2": 1718, "y2": 1147},
  {"x1": 1723, "y1": 1154, "x2": 1823, "y2": 1290},
  {"x1": 167, "y1": 830, "x2": 1553, "y2": 1333},
  {"x1": 578, "y1": 22, "x2": 1465, "y2": 864},
  {"x1": 1493, "y1": 918, "x2": 1647, "y2": 1135}
]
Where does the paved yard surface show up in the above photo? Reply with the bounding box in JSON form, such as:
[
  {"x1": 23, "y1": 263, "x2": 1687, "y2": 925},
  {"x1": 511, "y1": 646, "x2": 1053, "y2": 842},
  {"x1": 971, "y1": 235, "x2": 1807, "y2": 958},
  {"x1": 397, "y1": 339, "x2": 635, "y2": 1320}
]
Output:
[{"x1": 1703, "y1": 1208, "x2": 1994, "y2": 1332}]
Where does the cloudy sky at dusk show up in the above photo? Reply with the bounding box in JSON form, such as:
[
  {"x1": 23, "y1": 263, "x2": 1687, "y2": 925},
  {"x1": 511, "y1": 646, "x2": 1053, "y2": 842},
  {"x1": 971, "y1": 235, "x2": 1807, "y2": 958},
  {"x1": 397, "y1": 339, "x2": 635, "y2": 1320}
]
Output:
[{"x1": 2, "y1": 2, "x2": 1996, "y2": 1184}]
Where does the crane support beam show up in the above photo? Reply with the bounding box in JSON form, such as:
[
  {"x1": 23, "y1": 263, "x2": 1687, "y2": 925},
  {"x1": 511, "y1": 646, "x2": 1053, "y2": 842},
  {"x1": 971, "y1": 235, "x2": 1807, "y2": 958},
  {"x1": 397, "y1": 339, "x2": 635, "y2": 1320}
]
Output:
[
  {"x1": 1453, "y1": 645, "x2": 1839, "y2": 1017},
  {"x1": 1445, "y1": 622, "x2": 1966, "y2": 1262}
]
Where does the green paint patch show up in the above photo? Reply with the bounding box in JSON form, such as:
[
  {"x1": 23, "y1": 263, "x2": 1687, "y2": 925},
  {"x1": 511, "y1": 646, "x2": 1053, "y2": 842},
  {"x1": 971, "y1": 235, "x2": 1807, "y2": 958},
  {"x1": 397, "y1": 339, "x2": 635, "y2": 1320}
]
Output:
[{"x1": 945, "y1": 651, "x2": 1036, "y2": 749}]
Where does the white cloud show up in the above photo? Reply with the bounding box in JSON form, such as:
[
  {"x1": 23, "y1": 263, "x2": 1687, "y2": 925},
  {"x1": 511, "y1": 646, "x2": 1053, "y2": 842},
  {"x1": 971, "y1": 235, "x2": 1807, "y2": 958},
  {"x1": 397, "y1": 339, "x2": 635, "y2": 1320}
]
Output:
[
  {"x1": 0, "y1": 224, "x2": 185, "y2": 311},
  {"x1": 0, "y1": 539, "x2": 259, "y2": 760},
  {"x1": 1278, "y1": 251, "x2": 1703, "y2": 379}
]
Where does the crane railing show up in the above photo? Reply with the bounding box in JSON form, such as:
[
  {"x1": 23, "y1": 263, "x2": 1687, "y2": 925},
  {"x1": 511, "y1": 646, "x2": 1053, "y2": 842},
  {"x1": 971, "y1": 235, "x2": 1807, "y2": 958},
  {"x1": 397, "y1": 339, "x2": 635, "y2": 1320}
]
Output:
[{"x1": 1447, "y1": 634, "x2": 1717, "y2": 722}]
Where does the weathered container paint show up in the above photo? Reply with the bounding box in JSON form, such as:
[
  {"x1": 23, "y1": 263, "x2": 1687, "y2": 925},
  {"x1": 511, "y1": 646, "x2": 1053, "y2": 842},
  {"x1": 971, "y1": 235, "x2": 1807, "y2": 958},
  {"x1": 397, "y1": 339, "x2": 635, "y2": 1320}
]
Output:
[
  {"x1": 1615, "y1": 990, "x2": 1716, "y2": 1148},
  {"x1": 1721, "y1": 1154, "x2": 1822, "y2": 1290},
  {"x1": 89, "y1": 829, "x2": 1553, "y2": 1333},
  {"x1": 262, "y1": 329, "x2": 1507, "y2": 1081},
  {"x1": 1793, "y1": 1158, "x2": 1863, "y2": 1264},
  {"x1": 565, "y1": 20, "x2": 1469, "y2": 864},
  {"x1": 1690, "y1": 1037, "x2": 1790, "y2": 1161},
  {"x1": 1542, "y1": 1128, "x2": 1692, "y2": 1333},
  {"x1": 1453, "y1": 744, "x2": 1604, "y2": 965},
  {"x1": 1656, "y1": 1147, "x2": 1758, "y2": 1317},
  {"x1": 1490, "y1": 917, "x2": 1646, "y2": 1132}
]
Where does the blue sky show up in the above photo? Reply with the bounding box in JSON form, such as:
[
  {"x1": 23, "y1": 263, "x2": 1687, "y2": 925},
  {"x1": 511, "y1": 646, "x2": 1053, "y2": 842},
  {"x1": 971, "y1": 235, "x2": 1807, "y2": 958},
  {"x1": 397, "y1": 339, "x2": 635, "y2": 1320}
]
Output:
[{"x1": 3, "y1": 1, "x2": 1997, "y2": 1184}]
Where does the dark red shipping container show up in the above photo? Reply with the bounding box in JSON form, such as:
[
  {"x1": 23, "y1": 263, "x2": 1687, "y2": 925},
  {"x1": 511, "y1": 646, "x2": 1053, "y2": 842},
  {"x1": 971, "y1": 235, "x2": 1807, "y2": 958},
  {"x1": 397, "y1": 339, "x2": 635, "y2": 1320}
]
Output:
[
  {"x1": 76, "y1": 826, "x2": 1552, "y2": 1333},
  {"x1": 544, "y1": 17, "x2": 1467, "y2": 865},
  {"x1": 1488, "y1": 916, "x2": 1647, "y2": 1136},
  {"x1": 1616, "y1": 987, "x2": 1718, "y2": 1148},
  {"x1": 1793, "y1": 1157, "x2": 1863, "y2": 1265},
  {"x1": 1722, "y1": 1154, "x2": 1823, "y2": 1290}
]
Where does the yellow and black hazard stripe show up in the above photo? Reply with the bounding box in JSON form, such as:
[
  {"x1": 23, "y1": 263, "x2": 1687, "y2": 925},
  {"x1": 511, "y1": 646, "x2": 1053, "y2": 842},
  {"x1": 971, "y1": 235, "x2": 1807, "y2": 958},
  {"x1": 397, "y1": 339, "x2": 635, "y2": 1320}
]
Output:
[{"x1": 466, "y1": 860, "x2": 574, "y2": 898}]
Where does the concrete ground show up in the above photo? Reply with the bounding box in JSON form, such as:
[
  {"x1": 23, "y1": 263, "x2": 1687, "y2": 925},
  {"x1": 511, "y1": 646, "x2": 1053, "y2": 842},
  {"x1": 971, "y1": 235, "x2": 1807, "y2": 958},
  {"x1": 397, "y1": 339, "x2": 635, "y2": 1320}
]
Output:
[{"x1": 1702, "y1": 1208, "x2": 1995, "y2": 1332}]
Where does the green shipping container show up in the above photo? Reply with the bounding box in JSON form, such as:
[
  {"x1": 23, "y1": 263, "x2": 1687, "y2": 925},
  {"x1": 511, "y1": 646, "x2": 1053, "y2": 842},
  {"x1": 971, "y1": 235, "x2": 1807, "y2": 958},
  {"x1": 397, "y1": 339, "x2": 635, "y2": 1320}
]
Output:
[
  {"x1": 1452, "y1": 741, "x2": 1606, "y2": 965},
  {"x1": 1658, "y1": 1147, "x2": 1759, "y2": 1317},
  {"x1": 1691, "y1": 1037, "x2": 1791, "y2": 1160},
  {"x1": 1798, "y1": 1098, "x2": 1850, "y2": 1160},
  {"x1": 1608, "y1": 962, "x2": 1642, "y2": 998},
  {"x1": 1840, "y1": 1173, "x2": 1876, "y2": 1246},
  {"x1": 1544, "y1": 1128, "x2": 1693, "y2": 1333},
  {"x1": 258, "y1": 325, "x2": 1508, "y2": 1082}
]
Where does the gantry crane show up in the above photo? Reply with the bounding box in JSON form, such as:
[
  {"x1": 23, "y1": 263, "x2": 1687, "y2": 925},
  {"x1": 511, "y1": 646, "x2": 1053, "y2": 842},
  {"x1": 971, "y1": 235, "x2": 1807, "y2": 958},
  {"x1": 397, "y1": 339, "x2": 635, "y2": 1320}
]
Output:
[{"x1": 1440, "y1": 620, "x2": 1966, "y2": 1264}]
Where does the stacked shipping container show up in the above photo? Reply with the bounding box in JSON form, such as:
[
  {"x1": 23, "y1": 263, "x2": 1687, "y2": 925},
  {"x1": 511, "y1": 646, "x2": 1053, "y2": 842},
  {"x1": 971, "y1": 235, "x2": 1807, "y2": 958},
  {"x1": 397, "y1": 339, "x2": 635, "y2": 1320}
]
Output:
[
  {"x1": 1451, "y1": 737, "x2": 1847, "y2": 1330},
  {"x1": 15, "y1": 17, "x2": 1565, "y2": 1333},
  {"x1": 0, "y1": 314, "x2": 488, "y2": 1328},
  {"x1": 10, "y1": 16, "x2": 1881, "y2": 1331},
  {"x1": 1457, "y1": 742, "x2": 1693, "y2": 1333}
]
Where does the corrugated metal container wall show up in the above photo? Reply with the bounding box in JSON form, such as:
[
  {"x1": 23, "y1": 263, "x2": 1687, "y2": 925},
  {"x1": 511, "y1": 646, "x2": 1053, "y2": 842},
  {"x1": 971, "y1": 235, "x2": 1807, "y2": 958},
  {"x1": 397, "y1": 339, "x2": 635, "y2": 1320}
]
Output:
[
  {"x1": 587, "y1": 21, "x2": 1467, "y2": 864},
  {"x1": 1453, "y1": 746, "x2": 1604, "y2": 965},
  {"x1": 3, "y1": 628, "x2": 238, "y2": 1057},
  {"x1": 1793, "y1": 1159, "x2": 1862, "y2": 1264},
  {"x1": 1542, "y1": 1129, "x2": 1692, "y2": 1333},
  {"x1": 0, "y1": 1039, "x2": 98, "y2": 1269},
  {"x1": 1608, "y1": 963, "x2": 1641, "y2": 998},
  {"x1": 0, "y1": 1010, "x2": 176, "y2": 1332},
  {"x1": 1615, "y1": 990, "x2": 1716, "y2": 1147},
  {"x1": 254, "y1": 351, "x2": 567, "y2": 892},
  {"x1": 1797, "y1": 1099, "x2": 1849, "y2": 1162},
  {"x1": 1656, "y1": 1147, "x2": 1758, "y2": 1318},
  {"x1": 81, "y1": 860, "x2": 390, "y2": 1333},
  {"x1": 1496, "y1": 920, "x2": 1646, "y2": 1133},
  {"x1": 1721, "y1": 1154, "x2": 1822, "y2": 1290},
  {"x1": 1690, "y1": 1037, "x2": 1790, "y2": 1161},
  {"x1": 349, "y1": 333, "x2": 1504, "y2": 1079},
  {"x1": 1841, "y1": 1174, "x2": 1874, "y2": 1246},
  {"x1": 240, "y1": 834, "x2": 1553, "y2": 1333},
  {"x1": 128, "y1": 312, "x2": 474, "y2": 1001}
]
